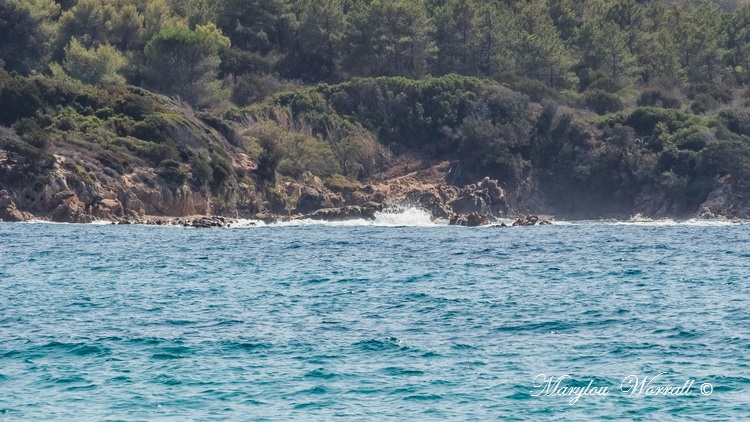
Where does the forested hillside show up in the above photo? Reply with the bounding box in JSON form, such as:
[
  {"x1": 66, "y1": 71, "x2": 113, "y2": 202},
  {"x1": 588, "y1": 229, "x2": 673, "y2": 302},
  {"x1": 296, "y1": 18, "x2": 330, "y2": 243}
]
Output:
[{"x1": 3, "y1": 0, "x2": 750, "y2": 221}]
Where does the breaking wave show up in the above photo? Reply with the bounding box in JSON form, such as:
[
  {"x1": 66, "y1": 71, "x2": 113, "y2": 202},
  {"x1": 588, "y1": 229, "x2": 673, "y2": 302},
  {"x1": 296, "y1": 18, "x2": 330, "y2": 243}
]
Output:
[{"x1": 232, "y1": 206, "x2": 445, "y2": 228}]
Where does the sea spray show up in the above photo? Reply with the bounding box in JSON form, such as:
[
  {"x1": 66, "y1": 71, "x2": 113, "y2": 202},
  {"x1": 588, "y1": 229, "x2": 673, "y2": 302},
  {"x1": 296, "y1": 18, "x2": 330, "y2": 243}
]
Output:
[{"x1": 230, "y1": 206, "x2": 444, "y2": 228}]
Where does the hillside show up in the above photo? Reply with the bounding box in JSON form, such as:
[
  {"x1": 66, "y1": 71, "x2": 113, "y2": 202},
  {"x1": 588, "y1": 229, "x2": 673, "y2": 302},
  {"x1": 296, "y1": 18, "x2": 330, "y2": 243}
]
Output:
[{"x1": 3, "y1": 0, "x2": 750, "y2": 222}]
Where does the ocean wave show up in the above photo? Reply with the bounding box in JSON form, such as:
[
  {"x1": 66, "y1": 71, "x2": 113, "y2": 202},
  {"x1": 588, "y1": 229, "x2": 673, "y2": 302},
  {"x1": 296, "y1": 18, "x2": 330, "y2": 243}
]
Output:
[
  {"x1": 231, "y1": 206, "x2": 446, "y2": 228},
  {"x1": 602, "y1": 214, "x2": 742, "y2": 226}
]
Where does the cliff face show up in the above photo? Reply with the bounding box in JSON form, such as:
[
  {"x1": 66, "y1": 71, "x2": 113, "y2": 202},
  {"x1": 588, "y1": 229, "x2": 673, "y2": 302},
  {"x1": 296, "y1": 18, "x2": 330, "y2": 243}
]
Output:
[
  {"x1": 0, "y1": 157, "x2": 251, "y2": 223},
  {"x1": 2, "y1": 152, "x2": 748, "y2": 223},
  {"x1": 0, "y1": 154, "x2": 512, "y2": 223}
]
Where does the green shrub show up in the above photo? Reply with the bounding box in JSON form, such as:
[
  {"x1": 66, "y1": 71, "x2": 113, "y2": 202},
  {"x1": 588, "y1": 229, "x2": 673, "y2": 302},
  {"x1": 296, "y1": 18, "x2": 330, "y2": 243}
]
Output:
[
  {"x1": 687, "y1": 83, "x2": 733, "y2": 103},
  {"x1": 690, "y1": 94, "x2": 718, "y2": 114},
  {"x1": 137, "y1": 142, "x2": 179, "y2": 166},
  {"x1": 96, "y1": 150, "x2": 127, "y2": 174},
  {"x1": 114, "y1": 92, "x2": 154, "y2": 120},
  {"x1": 624, "y1": 108, "x2": 701, "y2": 137},
  {"x1": 0, "y1": 127, "x2": 54, "y2": 182},
  {"x1": 13, "y1": 118, "x2": 49, "y2": 149},
  {"x1": 0, "y1": 76, "x2": 43, "y2": 125},
  {"x1": 158, "y1": 159, "x2": 186, "y2": 186},
  {"x1": 189, "y1": 152, "x2": 213, "y2": 187},
  {"x1": 583, "y1": 89, "x2": 624, "y2": 115},
  {"x1": 508, "y1": 77, "x2": 560, "y2": 103},
  {"x1": 133, "y1": 115, "x2": 167, "y2": 143},
  {"x1": 637, "y1": 88, "x2": 681, "y2": 109},
  {"x1": 698, "y1": 139, "x2": 750, "y2": 178},
  {"x1": 718, "y1": 108, "x2": 750, "y2": 137}
]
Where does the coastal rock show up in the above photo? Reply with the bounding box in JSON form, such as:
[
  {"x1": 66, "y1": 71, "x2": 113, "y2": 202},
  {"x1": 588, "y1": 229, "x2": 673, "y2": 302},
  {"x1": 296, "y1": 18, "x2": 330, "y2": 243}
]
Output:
[
  {"x1": 0, "y1": 190, "x2": 31, "y2": 222},
  {"x1": 405, "y1": 190, "x2": 454, "y2": 220},
  {"x1": 699, "y1": 183, "x2": 731, "y2": 218},
  {"x1": 449, "y1": 212, "x2": 491, "y2": 227},
  {"x1": 295, "y1": 187, "x2": 325, "y2": 214},
  {"x1": 449, "y1": 178, "x2": 508, "y2": 217},
  {"x1": 50, "y1": 191, "x2": 92, "y2": 223},
  {"x1": 450, "y1": 192, "x2": 488, "y2": 215},
  {"x1": 95, "y1": 198, "x2": 124, "y2": 219},
  {"x1": 308, "y1": 202, "x2": 384, "y2": 221},
  {"x1": 512, "y1": 215, "x2": 552, "y2": 226},
  {"x1": 188, "y1": 216, "x2": 234, "y2": 228}
]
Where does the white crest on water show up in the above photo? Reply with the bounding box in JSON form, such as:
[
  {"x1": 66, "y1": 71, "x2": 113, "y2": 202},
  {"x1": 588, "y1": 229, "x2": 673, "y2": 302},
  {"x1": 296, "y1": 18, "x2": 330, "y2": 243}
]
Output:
[{"x1": 230, "y1": 206, "x2": 446, "y2": 228}]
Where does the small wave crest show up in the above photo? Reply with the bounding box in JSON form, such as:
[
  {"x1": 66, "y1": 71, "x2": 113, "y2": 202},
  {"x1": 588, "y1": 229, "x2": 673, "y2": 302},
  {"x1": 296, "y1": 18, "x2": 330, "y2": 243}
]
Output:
[
  {"x1": 231, "y1": 206, "x2": 444, "y2": 228},
  {"x1": 372, "y1": 206, "x2": 443, "y2": 227},
  {"x1": 606, "y1": 214, "x2": 742, "y2": 226}
]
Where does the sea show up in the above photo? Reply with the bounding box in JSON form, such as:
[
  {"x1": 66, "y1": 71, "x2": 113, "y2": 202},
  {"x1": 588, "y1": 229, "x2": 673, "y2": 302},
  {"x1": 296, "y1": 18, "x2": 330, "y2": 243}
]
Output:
[{"x1": 1, "y1": 208, "x2": 749, "y2": 420}]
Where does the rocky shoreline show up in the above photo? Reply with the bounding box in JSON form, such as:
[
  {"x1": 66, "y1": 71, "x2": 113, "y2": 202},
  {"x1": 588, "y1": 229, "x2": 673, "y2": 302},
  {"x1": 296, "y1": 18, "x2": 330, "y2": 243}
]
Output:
[
  {"x1": 0, "y1": 159, "x2": 522, "y2": 226},
  {"x1": 95, "y1": 211, "x2": 555, "y2": 229},
  {"x1": 1, "y1": 159, "x2": 746, "y2": 226}
]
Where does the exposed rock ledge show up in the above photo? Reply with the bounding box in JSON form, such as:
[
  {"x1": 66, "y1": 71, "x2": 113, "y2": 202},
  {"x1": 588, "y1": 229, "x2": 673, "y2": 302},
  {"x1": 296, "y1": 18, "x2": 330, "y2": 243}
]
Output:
[{"x1": 0, "y1": 159, "x2": 539, "y2": 226}]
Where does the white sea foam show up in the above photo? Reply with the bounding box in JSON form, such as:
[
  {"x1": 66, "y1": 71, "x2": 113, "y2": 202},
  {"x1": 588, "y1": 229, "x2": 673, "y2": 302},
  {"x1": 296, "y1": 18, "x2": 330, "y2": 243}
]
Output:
[
  {"x1": 230, "y1": 206, "x2": 445, "y2": 228},
  {"x1": 10, "y1": 210, "x2": 743, "y2": 228},
  {"x1": 582, "y1": 213, "x2": 742, "y2": 227},
  {"x1": 90, "y1": 219, "x2": 115, "y2": 225}
]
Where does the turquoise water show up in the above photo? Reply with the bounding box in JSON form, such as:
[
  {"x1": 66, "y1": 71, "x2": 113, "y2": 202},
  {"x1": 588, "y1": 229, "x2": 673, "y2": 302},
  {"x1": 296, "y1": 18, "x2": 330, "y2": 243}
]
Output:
[{"x1": 1, "y1": 219, "x2": 749, "y2": 420}]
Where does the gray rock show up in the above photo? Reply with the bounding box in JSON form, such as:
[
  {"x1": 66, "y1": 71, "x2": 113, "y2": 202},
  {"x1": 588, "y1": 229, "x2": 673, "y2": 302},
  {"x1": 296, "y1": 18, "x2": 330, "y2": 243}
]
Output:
[{"x1": 296, "y1": 187, "x2": 325, "y2": 214}]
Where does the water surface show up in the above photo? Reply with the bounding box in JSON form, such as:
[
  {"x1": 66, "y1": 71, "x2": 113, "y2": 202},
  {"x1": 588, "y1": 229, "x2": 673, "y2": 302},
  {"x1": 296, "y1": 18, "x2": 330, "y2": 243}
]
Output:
[{"x1": 1, "y1": 219, "x2": 749, "y2": 420}]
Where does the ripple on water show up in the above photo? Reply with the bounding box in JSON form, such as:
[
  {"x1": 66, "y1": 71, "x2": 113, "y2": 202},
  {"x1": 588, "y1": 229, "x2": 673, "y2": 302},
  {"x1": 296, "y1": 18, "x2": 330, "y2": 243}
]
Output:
[{"x1": 0, "y1": 222, "x2": 748, "y2": 420}]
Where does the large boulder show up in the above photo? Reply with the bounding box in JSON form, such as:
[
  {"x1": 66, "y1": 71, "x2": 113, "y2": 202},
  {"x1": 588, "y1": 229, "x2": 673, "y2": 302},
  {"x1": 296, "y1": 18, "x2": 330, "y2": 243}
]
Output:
[
  {"x1": 450, "y1": 192, "x2": 489, "y2": 215},
  {"x1": 449, "y1": 178, "x2": 508, "y2": 217},
  {"x1": 449, "y1": 212, "x2": 491, "y2": 227},
  {"x1": 295, "y1": 187, "x2": 325, "y2": 214},
  {"x1": 308, "y1": 202, "x2": 384, "y2": 221},
  {"x1": 0, "y1": 190, "x2": 31, "y2": 222},
  {"x1": 512, "y1": 215, "x2": 552, "y2": 226},
  {"x1": 95, "y1": 198, "x2": 124, "y2": 219},
  {"x1": 50, "y1": 190, "x2": 92, "y2": 223},
  {"x1": 188, "y1": 216, "x2": 234, "y2": 228}
]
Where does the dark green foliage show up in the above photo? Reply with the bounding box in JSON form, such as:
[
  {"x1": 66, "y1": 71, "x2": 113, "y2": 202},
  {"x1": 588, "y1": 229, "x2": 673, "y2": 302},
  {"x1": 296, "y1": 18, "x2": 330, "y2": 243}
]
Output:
[
  {"x1": 0, "y1": 1, "x2": 49, "y2": 75},
  {"x1": 210, "y1": 155, "x2": 231, "y2": 191},
  {"x1": 583, "y1": 90, "x2": 625, "y2": 115},
  {"x1": 624, "y1": 108, "x2": 701, "y2": 137},
  {"x1": 637, "y1": 88, "x2": 681, "y2": 109},
  {"x1": 260, "y1": 75, "x2": 528, "y2": 158},
  {"x1": 718, "y1": 108, "x2": 750, "y2": 137},
  {"x1": 687, "y1": 83, "x2": 733, "y2": 104},
  {"x1": 220, "y1": 48, "x2": 273, "y2": 77},
  {"x1": 189, "y1": 152, "x2": 213, "y2": 187},
  {"x1": 0, "y1": 127, "x2": 54, "y2": 183},
  {"x1": 0, "y1": 72, "x2": 106, "y2": 126},
  {"x1": 197, "y1": 112, "x2": 243, "y2": 147},
  {"x1": 114, "y1": 92, "x2": 154, "y2": 120},
  {"x1": 509, "y1": 78, "x2": 560, "y2": 103},
  {"x1": 675, "y1": 130, "x2": 712, "y2": 152},
  {"x1": 133, "y1": 115, "x2": 168, "y2": 143},
  {"x1": 144, "y1": 25, "x2": 228, "y2": 108},
  {"x1": 231, "y1": 74, "x2": 293, "y2": 107},
  {"x1": 137, "y1": 142, "x2": 179, "y2": 166},
  {"x1": 158, "y1": 158, "x2": 186, "y2": 186},
  {"x1": 699, "y1": 139, "x2": 750, "y2": 177},
  {"x1": 691, "y1": 94, "x2": 719, "y2": 114},
  {"x1": 0, "y1": 77, "x2": 45, "y2": 126}
]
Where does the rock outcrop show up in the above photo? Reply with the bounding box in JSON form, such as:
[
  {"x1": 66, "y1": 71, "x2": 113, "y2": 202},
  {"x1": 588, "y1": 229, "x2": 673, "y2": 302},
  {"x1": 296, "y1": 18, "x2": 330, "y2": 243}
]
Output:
[
  {"x1": 449, "y1": 212, "x2": 491, "y2": 227},
  {"x1": 512, "y1": 215, "x2": 552, "y2": 226},
  {"x1": 306, "y1": 202, "x2": 384, "y2": 221},
  {"x1": 449, "y1": 177, "x2": 508, "y2": 217},
  {"x1": 0, "y1": 157, "x2": 531, "y2": 225},
  {"x1": 0, "y1": 190, "x2": 32, "y2": 222}
]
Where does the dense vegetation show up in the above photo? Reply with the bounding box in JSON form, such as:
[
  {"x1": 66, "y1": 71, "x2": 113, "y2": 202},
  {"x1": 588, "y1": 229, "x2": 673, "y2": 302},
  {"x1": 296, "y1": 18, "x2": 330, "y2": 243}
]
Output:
[{"x1": 3, "y1": 0, "x2": 750, "y2": 216}]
